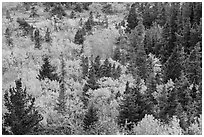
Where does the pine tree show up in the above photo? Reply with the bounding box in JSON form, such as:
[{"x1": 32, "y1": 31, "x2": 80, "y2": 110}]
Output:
[
  {"x1": 160, "y1": 3, "x2": 179, "y2": 64},
  {"x1": 83, "y1": 103, "x2": 98, "y2": 131},
  {"x1": 100, "y1": 58, "x2": 111, "y2": 78},
  {"x1": 128, "y1": 17, "x2": 147, "y2": 80},
  {"x1": 44, "y1": 27, "x2": 52, "y2": 43},
  {"x1": 93, "y1": 55, "x2": 101, "y2": 78},
  {"x1": 184, "y1": 44, "x2": 201, "y2": 85},
  {"x1": 82, "y1": 63, "x2": 99, "y2": 107},
  {"x1": 34, "y1": 28, "x2": 41, "y2": 49},
  {"x1": 81, "y1": 55, "x2": 89, "y2": 79},
  {"x1": 56, "y1": 53, "x2": 66, "y2": 114},
  {"x1": 3, "y1": 79, "x2": 43, "y2": 135},
  {"x1": 37, "y1": 55, "x2": 59, "y2": 81},
  {"x1": 4, "y1": 28, "x2": 13, "y2": 47},
  {"x1": 74, "y1": 28, "x2": 86, "y2": 45},
  {"x1": 118, "y1": 81, "x2": 147, "y2": 130},
  {"x1": 113, "y1": 46, "x2": 121, "y2": 62},
  {"x1": 163, "y1": 45, "x2": 185, "y2": 82},
  {"x1": 126, "y1": 3, "x2": 139, "y2": 33}
]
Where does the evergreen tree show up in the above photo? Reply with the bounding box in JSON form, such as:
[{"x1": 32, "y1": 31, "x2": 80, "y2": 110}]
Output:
[
  {"x1": 185, "y1": 44, "x2": 202, "y2": 85},
  {"x1": 83, "y1": 103, "x2": 98, "y2": 131},
  {"x1": 37, "y1": 55, "x2": 59, "y2": 81},
  {"x1": 113, "y1": 46, "x2": 121, "y2": 62},
  {"x1": 128, "y1": 17, "x2": 147, "y2": 80},
  {"x1": 56, "y1": 53, "x2": 66, "y2": 114},
  {"x1": 126, "y1": 3, "x2": 139, "y2": 33},
  {"x1": 44, "y1": 27, "x2": 52, "y2": 43},
  {"x1": 163, "y1": 45, "x2": 185, "y2": 82},
  {"x1": 93, "y1": 55, "x2": 101, "y2": 78},
  {"x1": 82, "y1": 63, "x2": 99, "y2": 107},
  {"x1": 81, "y1": 55, "x2": 89, "y2": 79},
  {"x1": 4, "y1": 28, "x2": 13, "y2": 47},
  {"x1": 33, "y1": 28, "x2": 41, "y2": 49},
  {"x1": 118, "y1": 81, "x2": 147, "y2": 130},
  {"x1": 3, "y1": 79, "x2": 43, "y2": 135},
  {"x1": 100, "y1": 58, "x2": 111, "y2": 78},
  {"x1": 74, "y1": 28, "x2": 86, "y2": 45},
  {"x1": 160, "y1": 3, "x2": 179, "y2": 64}
]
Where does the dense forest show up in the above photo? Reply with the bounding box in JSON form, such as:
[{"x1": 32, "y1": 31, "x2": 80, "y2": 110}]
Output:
[{"x1": 2, "y1": 2, "x2": 202, "y2": 135}]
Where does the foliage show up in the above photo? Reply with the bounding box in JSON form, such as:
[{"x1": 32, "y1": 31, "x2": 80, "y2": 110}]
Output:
[
  {"x1": 3, "y1": 79, "x2": 43, "y2": 135},
  {"x1": 37, "y1": 55, "x2": 59, "y2": 81},
  {"x1": 83, "y1": 103, "x2": 99, "y2": 131},
  {"x1": 126, "y1": 3, "x2": 139, "y2": 33},
  {"x1": 132, "y1": 115, "x2": 183, "y2": 135}
]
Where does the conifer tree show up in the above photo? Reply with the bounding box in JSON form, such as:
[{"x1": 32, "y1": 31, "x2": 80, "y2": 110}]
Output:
[
  {"x1": 44, "y1": 27, "x2": 52, "y2": 43},
  {"x1": 100, "y1": 58, "x2": 111, "y2": 78},
  {"x1": 4, "y1": 28, "x2": 13, "y2": 47},
  {"x1": 37, "y1": 55, "x2": 59, "y2": 81},
  {"x1": 56, "y1": 53, "x2": 66, "y2": 114},
  {"x1": 34, "y1": 28, "x2": 41, "y2": 49},
  {"x1": 74, "y1": 28, "x2": 86, "y2": 45},
  {"x1": 82, "y1": 62, "x2": 99, "y2": 107},
  {"x1": 113, "y1": 46, "x2": 121, "y2": 62},
  {"x1": 126, "y1": 3, "x2": 139, "y2": 33},
  {"x1": 163, "y1": 45, "x2": 185, "y2": 82},
  {"x1": 93, "y1": 55, "x2": 101, "y2": 78},
  {"x1": 81, "y1": 55, "x2": 89, "y2": 79},
  {"x1": 3, "y1": 79, "x2": 43, "y2": 135},
  {"x1": 83, "y1": 103, "x2": 98, "y2": 131},
  {"x1": 114, "y1": 65, "x2": 122, "y2": 79},
  {"x1": 118, "y1": 81, "x2": 147, "y2": 130},
  {"x1": 185, "y1": 44, "x2": 202, "y2": 85},
  {"x1": 128, "y1": 17, "x2": 147, "y2": 80}
]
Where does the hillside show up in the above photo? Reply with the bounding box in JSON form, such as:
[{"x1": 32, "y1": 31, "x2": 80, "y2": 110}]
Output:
[{"x1": 2, "y1": 2, "x2": 202, "y2": 135}]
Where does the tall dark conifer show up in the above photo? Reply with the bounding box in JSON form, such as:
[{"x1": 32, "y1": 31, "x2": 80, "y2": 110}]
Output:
[
  {"x1": 3, "y1": 79, "x2": 43, "y2": 135},
  {"x1": 37, "y1": 55, "x2": 59, "y2": 81}
]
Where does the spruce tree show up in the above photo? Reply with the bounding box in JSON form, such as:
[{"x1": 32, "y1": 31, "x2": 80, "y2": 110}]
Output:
[
  {"x1": 81, "y1": 55, "x2": 89, "y2": 79},
  {"x1": 113, "y1": 46, "x2": 121, "y2": 62},
  {"x1": 82, "y1": 62, "x2": 99, "y2": 107},
  {"x1": 118, "y1": 81, "x2": 147, "y2": 130},
  {"x1": 37, "y1": 55, "x2": 59, "y2": 81},
  {"x1": 163, "y1": 45, "x2": 185, "y2": 82},
  {"x1": 126, "y1": 3, "x2": 139, "y2": 33},
  {"x1": 93, "y1": 55, "x2": 101, "y2": 78},
  {"x1": 3, "y1": 79, "x2": 43, "y2": 135},
  {"x1": 183, "y1": 44, "x2": 201, "y2": 85},
  {"x1": 33, "y1": 28, "x2": 41, "y2": 49},
  {"x1": 128, "y1": 17, "x2": 147, "y2": 80},
  {"x1": 44, "y1": 27, "x2": 52, "y2": 43},
  {"x1": 83, "y1": 103, "x2": 98, "y2": 131},
  {"x1": 100, "y1": 58, "x2": 111, "y2": 78},
  {"x1": 4, "y1": 28, "x2": 13, "y2": 47},
  {"x1": 74, "y1": 28, "x2": 86, "y2": 45},
  {"x1": 56, "y1": 53, "x2": 66, "y2": 114}
]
